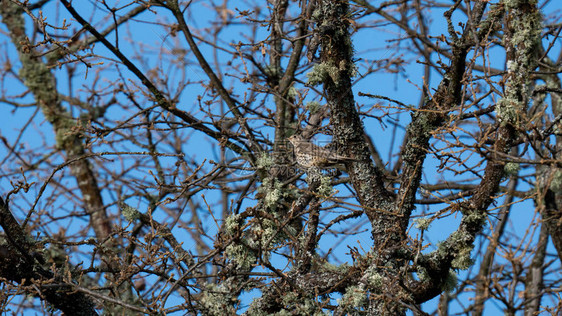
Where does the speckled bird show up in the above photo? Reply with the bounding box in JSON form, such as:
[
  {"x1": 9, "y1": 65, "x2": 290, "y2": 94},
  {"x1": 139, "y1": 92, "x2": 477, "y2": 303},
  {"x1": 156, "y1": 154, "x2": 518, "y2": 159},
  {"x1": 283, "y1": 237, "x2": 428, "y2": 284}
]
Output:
[{"x1": 288, "y1": 134, "x2": 356, "y2": 168}]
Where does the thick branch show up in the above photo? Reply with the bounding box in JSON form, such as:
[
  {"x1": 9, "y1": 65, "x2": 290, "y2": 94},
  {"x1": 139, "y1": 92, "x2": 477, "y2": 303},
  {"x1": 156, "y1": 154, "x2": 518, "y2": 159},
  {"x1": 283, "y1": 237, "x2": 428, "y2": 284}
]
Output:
[
  {"x1": 0, "y1": 197, "x2": 98, "y2": 316},
  {"x1": 411, "y1": 0, "x2": 540, "y2": 303}
]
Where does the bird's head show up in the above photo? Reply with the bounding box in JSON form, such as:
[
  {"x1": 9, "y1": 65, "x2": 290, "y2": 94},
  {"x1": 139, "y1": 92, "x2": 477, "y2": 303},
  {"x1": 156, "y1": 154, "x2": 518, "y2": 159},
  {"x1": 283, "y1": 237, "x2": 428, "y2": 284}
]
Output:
[{"x1": 288, "y1": 134, "x2": 303, "y2": 146}]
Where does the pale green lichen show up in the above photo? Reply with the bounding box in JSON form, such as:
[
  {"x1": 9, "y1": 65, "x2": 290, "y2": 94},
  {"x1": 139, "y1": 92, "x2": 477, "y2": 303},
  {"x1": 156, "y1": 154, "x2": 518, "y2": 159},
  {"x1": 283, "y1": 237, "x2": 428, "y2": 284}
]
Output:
[
  {"x1": 349, "y1": 62, "x2": 358, "y2": 78},
  {"x1": 281, "y1": 291, "x2": 299, "y2": 305},
  {"x1": 413, "y1": 217, "x2": 432, "y2": 230},
  {"x1": 256, "y1": 153, "x2": 274, "y2": 169},
  {"x1": 339, "y1": 285, "x2": 367, "y2": 308},
  {"x1": 19, "y1": 61, "x2": 79, "y2": 148},
  {"x1": 462, "y1": 209, "x2": 486, "y2": 227},
  {"x1": 257, "y1": 177, "x2": 294, "y2": 210},
  {"x1": 278, "y1": 292, "x2": 326, "y2": 315},
  {"x1": 436, "y1": 229, "x2": 477, "y2": 270},
  {"x1": 495, "y1": 98, "x2": 519, "y2": 124},
  {"x1": 497, "y1": 0, "x2": 542, "y2": 124},
  {"x1": 257, "y1": 207, "x2": 298, "y2": 248},
  {"x1": 225, "y1": 243, "x2": 255, "y2": 270},
  {"x1": 54, "y1": 117, "x2": 79, "y2": 147},
  {"x1": 306, "y1": 101, "x2": 322, "y2": 114},
  {"x1": 247, "y1": 292, "x2": 329, "y2": 316},
  {"x1": 257, "y1": 178, "x2": 281, "y2": 210},
  {"x1": 550, "y1": 169, "x2": 562, "y2": 193},
  {"x1": 19, "y1": 62, "x2": 56, "y2": 99},
  {"x1": 120, "y1": 203, "x2": 141, "y2": 222},
  {"x1": 306, "y1": 62, "x2": 340, "y2": 86},
  {"x1": 451, "y1": 245, "x2": 473, "y2": 270},
  {"x1": 199, "y1": 283, "x2": 238, "y2": 315},
  {"x1": 435, "y1": 208, "x2": 484, "y2": 271},
  {"x1": 317, "y1": 175, "x2": 334, "y2": 197},
  {"x1": 311, "y1": 7, "x2": 323, "y2": 21},
  {"x1": 264, "y1": 183, "x2": 281, "y2": 209},
  {"x1": 504, "y1": 0, "x2": 541, "y2": 54},
  {"x1": 224, "y1": 213, "x2": 243, "y2": 235},
  {"x1": 417, "y1": 267, "x2": 430, "y2": 282},
  {"x1": 504, "y1": 162, "x2": 520, "y2": 177},
  {"x1": 506, "y1": 60, "x2": 516, "y2": 72},
  {"x1": 320, "y1": 260, "x2": 349, "y2": 273},
  {"x1": 3, "y1": 3, "x2": 83, "y2": 155},
  {"x1": 364, "y1": 266, "x2": 384, "y2": 289},
  {"x1": 304, "y1": 168, "x2": 325, "y2": 185},
  {"x1": 251, "y1": 218, "x2": 284, "y2": 248},
  {"x1": 338, "y1": 59, "x2": 357, "y2": 77},
  {"x1": 287, "y1": 86, "x2": 298, "y2": 99}
]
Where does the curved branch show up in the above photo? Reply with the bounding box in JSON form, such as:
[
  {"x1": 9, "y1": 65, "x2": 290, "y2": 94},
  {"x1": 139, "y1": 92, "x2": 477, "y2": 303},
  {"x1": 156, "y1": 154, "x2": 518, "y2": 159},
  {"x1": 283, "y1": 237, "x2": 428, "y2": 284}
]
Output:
[{"x1": 0, "y1": 196, "x2": 98, "y2": 316}]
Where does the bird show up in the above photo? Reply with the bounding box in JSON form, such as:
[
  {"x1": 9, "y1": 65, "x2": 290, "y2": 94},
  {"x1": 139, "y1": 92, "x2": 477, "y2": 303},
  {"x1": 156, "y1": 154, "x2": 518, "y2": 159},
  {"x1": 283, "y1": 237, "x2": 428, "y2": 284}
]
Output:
[{"x1": 288, "y1": 134, "x2": 356, "y2": 168}]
